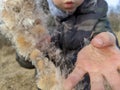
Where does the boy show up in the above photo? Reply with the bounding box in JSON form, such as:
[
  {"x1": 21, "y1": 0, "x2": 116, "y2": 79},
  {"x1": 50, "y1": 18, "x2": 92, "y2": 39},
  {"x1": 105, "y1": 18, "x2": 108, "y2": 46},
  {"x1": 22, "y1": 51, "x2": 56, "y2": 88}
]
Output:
[{"x1": 47, "y1": 0, "x2": 120, "y2": 90}]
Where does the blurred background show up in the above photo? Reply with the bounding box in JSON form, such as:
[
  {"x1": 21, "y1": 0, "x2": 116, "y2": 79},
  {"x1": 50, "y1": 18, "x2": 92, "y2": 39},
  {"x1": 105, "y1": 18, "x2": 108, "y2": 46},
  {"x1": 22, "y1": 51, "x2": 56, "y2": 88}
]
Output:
[{"x1": 106, "y1": 0, "x2": 120, "y2": 41}]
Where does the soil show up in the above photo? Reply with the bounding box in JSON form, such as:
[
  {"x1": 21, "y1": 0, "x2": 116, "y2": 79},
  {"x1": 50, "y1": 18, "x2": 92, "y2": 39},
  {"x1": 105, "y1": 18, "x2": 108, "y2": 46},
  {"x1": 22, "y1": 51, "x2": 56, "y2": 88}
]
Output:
[{"x1": 0, "y1": 45, "x2": 37, "y2": 90}]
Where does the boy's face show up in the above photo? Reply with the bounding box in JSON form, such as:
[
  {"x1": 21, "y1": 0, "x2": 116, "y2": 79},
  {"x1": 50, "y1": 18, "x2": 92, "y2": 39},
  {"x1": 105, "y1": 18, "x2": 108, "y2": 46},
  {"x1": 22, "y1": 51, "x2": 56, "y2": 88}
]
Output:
[{"x1": 53, "y1": 0, "x2": 84, "y2": 12}]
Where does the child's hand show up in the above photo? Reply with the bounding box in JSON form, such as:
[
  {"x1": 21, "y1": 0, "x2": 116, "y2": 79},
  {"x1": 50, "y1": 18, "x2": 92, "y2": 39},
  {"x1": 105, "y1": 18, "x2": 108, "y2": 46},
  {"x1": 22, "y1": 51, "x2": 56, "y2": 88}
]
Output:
[{"x1": 63, "y1": 32, "x2": 120, "y2": 90}]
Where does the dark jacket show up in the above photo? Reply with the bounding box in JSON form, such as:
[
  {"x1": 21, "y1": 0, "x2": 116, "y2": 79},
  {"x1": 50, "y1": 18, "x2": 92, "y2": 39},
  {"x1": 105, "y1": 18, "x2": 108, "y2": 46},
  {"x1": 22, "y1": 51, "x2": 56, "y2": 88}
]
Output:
[{"x1": 51, "y1": 0, "x2": 119, "y2": 51}]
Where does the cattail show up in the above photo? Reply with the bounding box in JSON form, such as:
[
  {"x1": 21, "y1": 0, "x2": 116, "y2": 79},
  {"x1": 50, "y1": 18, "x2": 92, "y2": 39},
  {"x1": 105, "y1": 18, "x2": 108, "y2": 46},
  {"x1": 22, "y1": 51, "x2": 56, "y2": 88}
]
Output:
[{"x1": 0, "y1": 0, "x2": 65, "y2": 90}]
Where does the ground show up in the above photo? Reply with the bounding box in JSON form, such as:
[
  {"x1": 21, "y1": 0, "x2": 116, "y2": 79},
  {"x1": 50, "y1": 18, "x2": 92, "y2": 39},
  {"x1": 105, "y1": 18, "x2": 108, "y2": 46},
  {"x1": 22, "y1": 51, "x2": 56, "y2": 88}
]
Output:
[{"x1": 0, "y1": 38, "x2": 37, "y2": 90}]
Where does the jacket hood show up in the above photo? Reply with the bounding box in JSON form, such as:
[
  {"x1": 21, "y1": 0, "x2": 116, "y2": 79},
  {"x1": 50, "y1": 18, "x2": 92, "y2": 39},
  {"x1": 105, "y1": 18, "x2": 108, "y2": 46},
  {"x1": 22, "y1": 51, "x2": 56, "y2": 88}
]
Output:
[{"x1": 47, "y1": 0, "x2": 108, "y2": 19}]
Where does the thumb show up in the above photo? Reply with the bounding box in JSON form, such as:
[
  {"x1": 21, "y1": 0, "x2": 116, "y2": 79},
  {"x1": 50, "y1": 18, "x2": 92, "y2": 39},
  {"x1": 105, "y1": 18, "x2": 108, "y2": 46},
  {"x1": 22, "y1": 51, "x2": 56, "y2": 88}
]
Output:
[{"x1": 91, "y1": 32, "x2": 116, "y2": 48}]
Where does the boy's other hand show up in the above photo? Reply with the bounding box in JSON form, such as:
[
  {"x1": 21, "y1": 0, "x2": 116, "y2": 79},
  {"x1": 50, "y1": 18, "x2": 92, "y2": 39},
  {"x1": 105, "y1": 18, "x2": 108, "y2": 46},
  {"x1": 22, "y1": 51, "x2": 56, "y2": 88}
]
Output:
[{"x1": 63, "y1": 32, "x2": 120, "y2": 90}]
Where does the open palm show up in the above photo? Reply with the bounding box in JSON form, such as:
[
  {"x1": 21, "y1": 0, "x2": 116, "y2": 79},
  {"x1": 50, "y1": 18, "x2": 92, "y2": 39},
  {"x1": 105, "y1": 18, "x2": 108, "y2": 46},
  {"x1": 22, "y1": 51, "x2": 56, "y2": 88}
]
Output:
[{"x1": 64, "y1": 32, "x2": 120, "y2": 90}]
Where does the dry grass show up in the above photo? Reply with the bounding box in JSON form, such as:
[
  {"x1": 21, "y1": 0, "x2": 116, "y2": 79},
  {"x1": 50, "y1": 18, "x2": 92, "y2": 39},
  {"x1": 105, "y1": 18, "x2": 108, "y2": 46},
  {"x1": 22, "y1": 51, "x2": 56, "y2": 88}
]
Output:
[
  {"x1": 0, "y1": 36, "x2": 37, "y2": 90},
  {"x1": 115, "y1": 31, "x2": 120, "y2": 43}
]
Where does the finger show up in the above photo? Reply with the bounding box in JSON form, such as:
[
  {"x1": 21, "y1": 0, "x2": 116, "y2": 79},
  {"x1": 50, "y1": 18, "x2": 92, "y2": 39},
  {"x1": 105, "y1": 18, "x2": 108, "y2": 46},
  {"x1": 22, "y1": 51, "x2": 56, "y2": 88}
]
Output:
[
  {"x1": 91, "y1": 32, "x2": 116, "y2": 48},
  {"x1": 63, "y1": 67, "x2": 86, "y2": 90},
  {"x1": 89, "y1": 72, "x2": 104, "y2": 90},
  {"x1": 104, "y1": 70, "x2": 120, "y2": 90}
]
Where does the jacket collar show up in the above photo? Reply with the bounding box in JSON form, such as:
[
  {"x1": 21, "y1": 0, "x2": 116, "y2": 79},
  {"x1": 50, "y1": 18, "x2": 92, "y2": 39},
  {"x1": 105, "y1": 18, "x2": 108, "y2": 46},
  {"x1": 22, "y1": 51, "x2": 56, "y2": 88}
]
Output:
[{"x1": 76, "y1": 0, "x2": 97, "y2": 14}]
